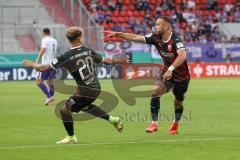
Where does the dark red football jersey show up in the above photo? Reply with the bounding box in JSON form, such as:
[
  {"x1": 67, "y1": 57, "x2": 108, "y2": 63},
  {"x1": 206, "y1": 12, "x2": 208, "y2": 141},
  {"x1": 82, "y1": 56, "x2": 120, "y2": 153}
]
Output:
[{"x1": 144, "y1": 32, "x2": 190, "y2": 82}]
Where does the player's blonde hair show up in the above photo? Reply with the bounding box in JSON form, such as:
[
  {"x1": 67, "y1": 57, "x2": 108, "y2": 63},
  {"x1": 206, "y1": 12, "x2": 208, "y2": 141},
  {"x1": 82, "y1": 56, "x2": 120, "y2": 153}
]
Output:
[{"x1": 66, "y1": 26, "x2": 83, "y2": 42}]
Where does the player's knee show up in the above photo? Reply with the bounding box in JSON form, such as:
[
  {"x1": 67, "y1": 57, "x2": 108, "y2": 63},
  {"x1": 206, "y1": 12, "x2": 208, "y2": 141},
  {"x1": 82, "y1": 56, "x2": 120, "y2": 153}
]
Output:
[
  {"x1": 36, "y1": 79, "x2": 43, "y2": 85},
  {"x1": 47, "y1": 80, "x2": 54, "y2": 86},
  {"x1": 60, "y1": 105, "x2": 69, "y2": 115},
  {"x1": 150, "y1": 96, "x2": 160, "y2": 112},
  {"x1": 152, "y1": 86, "x2": 166, "y2": 97},
  {"x1": 152, "y1": 86, "x2": 162, "y2": 96},
  {"x1": 173, "y1": 98, "x2": 183, "y2": 108}
]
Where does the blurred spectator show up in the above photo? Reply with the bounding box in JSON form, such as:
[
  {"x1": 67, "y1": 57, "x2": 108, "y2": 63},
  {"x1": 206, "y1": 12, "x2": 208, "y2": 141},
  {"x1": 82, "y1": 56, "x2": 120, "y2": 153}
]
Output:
[
  {"x1": 187, "y1": 0, "x2": 195, "y2": 10},
  {"x1": 85, "y1": 0, "x2": 239, "y2": 43},
  {"x1": 95, "y1": 0, "x2": 104, "y2": 11},
  {"x1": 90, "y1": 0, "x2": 97, "y2": 11},
  {"x1": 112, "y1": 22, "x2": 125, "y2": 32},
  {"x1": 143, "y1": 0, "x2": 151, "y2": 11},
  {"x1": 237, "y1": 0, "x2": 240, "y2": 8},
  {"x1": 206, "y1": 0, "x2": 218, "y2": 11},
  {"x1": 159, "y1": 0, "x2": 173, "y2": 11},
  {"x1": 107, "y1": 1, "x2": 116, "y2": 11},
  {"x1": 224, "y1": 3, "x2": 234, "y2": 15},
  {"x1": 230, "y1": 35, "x2": 239, "y2": 43},
  {"x1": 132, "y1": 20, "x2": 147, "y2": 35},
  {"x1": 199, "y1": 35, "x2": 208, "y2": 44},
  {"x1": 156, "y1": 5, "x2": 161, "y2": 17},
  {"x1": 235, "y1": 7, "x2": 240, "y2": 22},
  {"x1": 116, "y1": 0, "x2": 123, "y2": 11},
  {"x1": 135, "y1": 0, "x2": 150, "y2": 11},
  {"x1": 224, "y1": 53, "x2": 233, "y2": 62},
  {"x1": 212, "y1": 0, "x2": 219, "y2": 11}
]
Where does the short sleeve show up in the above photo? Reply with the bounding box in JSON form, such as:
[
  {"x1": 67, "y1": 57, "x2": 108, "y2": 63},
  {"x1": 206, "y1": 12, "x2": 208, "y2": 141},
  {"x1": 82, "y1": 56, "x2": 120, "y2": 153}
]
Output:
[
  {"x1": 50, "y1": 53, "x2": 67, "y2": 69},
  {"x1": 41, "y1": 38, "x2": 47, "y2": 48},
  {"x1": 144, "y1": 33, "x2": 155, "y2": 45},
  {"x1": 91, "y1": 50, "x2": 103, "y2": 64},
  {"x1": 173, "y1": 35, "x2": 186, "y2": 52}
]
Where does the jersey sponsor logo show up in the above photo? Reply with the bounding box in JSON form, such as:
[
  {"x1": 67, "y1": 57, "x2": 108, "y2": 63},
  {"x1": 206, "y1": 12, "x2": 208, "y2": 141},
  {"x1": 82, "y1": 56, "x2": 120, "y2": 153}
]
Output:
[
  {"x1": 176, "y1": 42, "x2": 184, "y2": 49},
  {"x1": 161, "y1": 51, "x2": 174, "y2": 58}
]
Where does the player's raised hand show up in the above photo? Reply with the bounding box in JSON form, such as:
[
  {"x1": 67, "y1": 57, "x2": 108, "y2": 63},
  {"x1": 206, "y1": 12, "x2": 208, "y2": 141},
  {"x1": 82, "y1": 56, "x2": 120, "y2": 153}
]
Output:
[
  {"x1": 113, "y1": 52, "x2": 131, "y2": 64},
  {"x1": 104, "y1": 31, "x2": 118, "y2": 38},
  {"x1": 22, "y1": 60, "x2": 34, "y2": 68},
  {"x1": 120, "y1": 54, "x2": 130, "y2": 64}
]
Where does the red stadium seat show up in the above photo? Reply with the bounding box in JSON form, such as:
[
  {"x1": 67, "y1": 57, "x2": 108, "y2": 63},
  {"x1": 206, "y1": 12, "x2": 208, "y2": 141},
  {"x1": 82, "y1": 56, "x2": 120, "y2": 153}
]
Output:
[
  {"x1": 133, "y1": 11, "x2": 139, "y2": 16},
  {"x1": 122, "y1": 23, "x2": 128, "y2": 28},
  {"x1": 120, "y1": 11, "x2": 127, "y2": 16},
  {"x1": 139, "y1": 11, "x2": 145, "y2": 17},
  {"x1": 123, "y1": 0, "x2": 131, "y2": 5},
  {"x1": 195, "y1": 0, "x2": 201, "y2": 4},
  {"x1": 175, "y1": 0, "x2": 181, "y2": 4},
  {"x1": 126, "y1": 28, "x2": 133, "y2": 33},
  {"x1": 128, "y1": 5, "x2": 135, "y2": 11},
  {"x1": 117, "y1": 17, "x2": 125, "y2": 23},
  {"x1": 136, "y1": 16, "x2": 144, "y2": 21},
  {"x1": 210, "y1": 10, "x2": 216, "y2": 16},
  {"x1": 149, "y1": 0, "x2": 161, "y2": 5},
  {"x1": 203, "y1": 10, "x2": 210, "y2": 16},
  {"x1": 108, "y1": 23, "x2": 114, "y2": 29},
  {"x1": 124, "y1": 16, "x2": 130, "y2": 22},
  {"x1": 111, "y1": 17, "x2": 118, "y2": 22},
  {"x1": 127, "y1": 11, "x2": 133, "y2": 17},
  {"x1": 113, "y1": 11, "x2": 119, "y2": 17},
  {"x1": 219, "y1": 0, "x2": 228, "y2": 4}
]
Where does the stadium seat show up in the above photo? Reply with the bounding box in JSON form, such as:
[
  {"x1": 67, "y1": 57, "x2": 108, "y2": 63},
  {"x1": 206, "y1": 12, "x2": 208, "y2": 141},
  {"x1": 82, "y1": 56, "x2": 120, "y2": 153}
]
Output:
[
  {"x1": 123, "y1": 0, "x2": 131, "y2": 5},
  {"x1": 117, "y1": 17, "x2": 125, "y2": 23},
  {"x1": 127, "y1": 11, "x2": 134, "y2": 17},
  {"x1": 120, "y1": 11, "x2": 127, "y2": 17},
  {"x1": 139, "y1": 11, "x2": 145, "y2": 17},
  {"x1": 133, "y1": 11, "x2": 139, "y2": 17},
  {"x1": 128, "y1": 5, "x2": 135, "y2": 11},
  {"x1": 113, "y1": 11, "x2": 119, "y2": 17}
]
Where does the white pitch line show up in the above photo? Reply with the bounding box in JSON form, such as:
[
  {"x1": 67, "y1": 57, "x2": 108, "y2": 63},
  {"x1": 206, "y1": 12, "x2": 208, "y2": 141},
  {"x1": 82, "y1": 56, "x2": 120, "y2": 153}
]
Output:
[{"x1": 0, "y1": 137, "x2": 239, "y2": 150}]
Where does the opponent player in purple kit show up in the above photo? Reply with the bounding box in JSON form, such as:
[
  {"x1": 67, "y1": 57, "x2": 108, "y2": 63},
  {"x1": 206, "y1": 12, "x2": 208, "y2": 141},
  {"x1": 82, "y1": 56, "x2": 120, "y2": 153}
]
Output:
[
  {"x1": 35, "y1": 28, "x2": 57, "y2": 105},
  {"x1": 23, "y1": 26, "x2": 129, "y2": 144},
  {"x1": 105, "y1": 16, "x2": 190, "y2": 135}
]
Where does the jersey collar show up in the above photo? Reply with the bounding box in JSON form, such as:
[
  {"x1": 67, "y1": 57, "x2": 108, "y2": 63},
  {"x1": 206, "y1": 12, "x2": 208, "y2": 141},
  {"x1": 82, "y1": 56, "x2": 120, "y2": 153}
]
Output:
[
  {"x1": 162, "y1": 32, "x2": 172, "y2": 43},
  {"x1": 71, "y1": 45, "x2": 82, "y2": 49}
]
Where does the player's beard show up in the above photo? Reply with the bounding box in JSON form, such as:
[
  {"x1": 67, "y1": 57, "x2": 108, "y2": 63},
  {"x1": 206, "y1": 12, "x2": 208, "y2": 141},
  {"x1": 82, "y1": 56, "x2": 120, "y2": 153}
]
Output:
[{"x1": 153, "y1": 28, "x2": 163, "y2": 35}]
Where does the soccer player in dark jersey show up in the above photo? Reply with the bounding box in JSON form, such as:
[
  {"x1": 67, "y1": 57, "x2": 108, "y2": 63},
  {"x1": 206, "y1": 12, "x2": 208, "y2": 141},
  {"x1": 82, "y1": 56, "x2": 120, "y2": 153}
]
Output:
[
  {"x1": 23, "y1": 26, "x2": 129, "y2": 144},
  {"x1": 105, "y1": 16, "x2": 190, "y2": 135}
]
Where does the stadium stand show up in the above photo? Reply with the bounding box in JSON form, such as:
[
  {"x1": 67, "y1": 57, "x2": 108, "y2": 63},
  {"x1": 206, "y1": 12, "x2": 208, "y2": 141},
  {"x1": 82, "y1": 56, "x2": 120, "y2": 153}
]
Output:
[
  {"x1": 82, "y1": 0, "x2": 240, "y2": 43},
  {"x1": 41, "y1": 0, "x2": 75, "y2": 26},
  {"x1": 0, "y1": 0, "x2": 239, "y2": 52},
  {"x1": 0, "y1": 0, "x2": 63, "y2": 52}
]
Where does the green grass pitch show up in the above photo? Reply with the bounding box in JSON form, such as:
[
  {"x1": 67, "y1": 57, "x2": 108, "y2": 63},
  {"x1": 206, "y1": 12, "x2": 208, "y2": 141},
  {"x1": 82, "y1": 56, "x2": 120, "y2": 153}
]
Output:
[{"x1": 0, "y1": 78, "x2": 239, "y2": 160}]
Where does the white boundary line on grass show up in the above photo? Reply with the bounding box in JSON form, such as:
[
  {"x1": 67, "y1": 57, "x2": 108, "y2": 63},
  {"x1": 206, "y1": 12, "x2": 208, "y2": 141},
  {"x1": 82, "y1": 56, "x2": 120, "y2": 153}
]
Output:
[{"x1": 0, "y1": 137, "x2": 239, "y2": 150}]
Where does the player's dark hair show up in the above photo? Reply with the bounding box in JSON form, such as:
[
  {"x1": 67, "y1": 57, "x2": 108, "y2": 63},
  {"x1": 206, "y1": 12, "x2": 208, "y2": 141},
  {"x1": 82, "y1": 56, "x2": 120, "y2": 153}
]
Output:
[
  {"x1": 66, "y1": 27, "x2": 83, "y2": 42},
  {"x1": 43, "y1": 28, "x2": 50, "y2": 35},
  {"x1": 159, "y1": 16, "x2": 172, "y2": 26}
]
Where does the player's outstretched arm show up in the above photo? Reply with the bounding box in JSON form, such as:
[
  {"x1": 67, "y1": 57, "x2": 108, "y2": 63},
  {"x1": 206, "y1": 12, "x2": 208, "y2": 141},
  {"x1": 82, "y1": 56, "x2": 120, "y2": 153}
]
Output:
[
  {"x1": 22, "y1": 60, "x2": 52, "y2": 72},
  {"x1": 105, "y1": 31, "x2": 145, "y2": 43},
  {"x1": 102, "y1": 54, "x2": 130, "y2": 65}
]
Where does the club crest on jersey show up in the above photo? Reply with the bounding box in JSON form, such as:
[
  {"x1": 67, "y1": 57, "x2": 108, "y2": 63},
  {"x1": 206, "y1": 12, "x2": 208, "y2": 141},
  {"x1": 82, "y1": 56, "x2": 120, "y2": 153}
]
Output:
[{"x1": 168, "y1": 45, "x2": 172, "y2": 52}]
